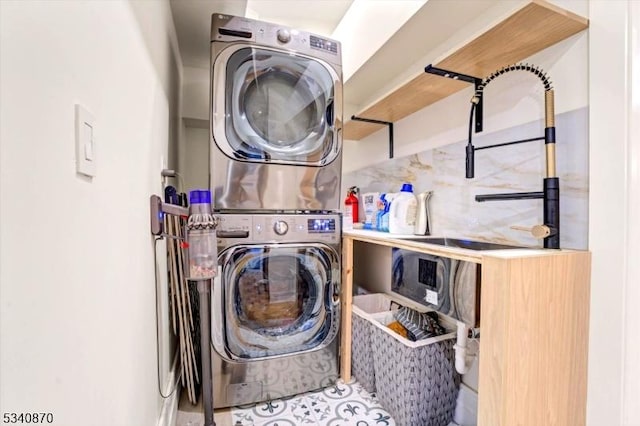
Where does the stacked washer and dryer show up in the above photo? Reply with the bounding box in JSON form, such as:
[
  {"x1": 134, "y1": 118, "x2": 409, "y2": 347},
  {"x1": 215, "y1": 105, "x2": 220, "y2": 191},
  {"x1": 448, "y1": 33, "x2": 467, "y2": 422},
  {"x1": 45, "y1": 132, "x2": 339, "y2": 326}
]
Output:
[{"x1": 208, "y1": 13, "x2": 344, "y2": 408}]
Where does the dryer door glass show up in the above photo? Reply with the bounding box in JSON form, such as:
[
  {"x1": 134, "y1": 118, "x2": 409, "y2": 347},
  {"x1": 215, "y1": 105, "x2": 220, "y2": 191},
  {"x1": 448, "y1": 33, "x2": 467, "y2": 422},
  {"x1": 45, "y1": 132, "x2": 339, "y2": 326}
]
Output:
[
  {"x1": 222, "y1": 244, "x2": 339, "y2": 359},
  {"x1": 218, "y1": 47, "x2": 340, "y2": 166}
]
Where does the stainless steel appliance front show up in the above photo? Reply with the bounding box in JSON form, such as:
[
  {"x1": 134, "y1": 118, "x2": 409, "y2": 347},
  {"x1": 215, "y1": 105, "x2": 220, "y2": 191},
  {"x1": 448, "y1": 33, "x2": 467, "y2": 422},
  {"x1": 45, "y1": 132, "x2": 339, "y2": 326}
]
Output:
[
  {"x1": 211, "y1": 213, "x2": 341, "y2": 407},
  {"x1": 210, "y1": 14, "x2": 343, "y2": 211},
  {"x1": 391, "y1": 249, "x2": 480, "y2": 327}
]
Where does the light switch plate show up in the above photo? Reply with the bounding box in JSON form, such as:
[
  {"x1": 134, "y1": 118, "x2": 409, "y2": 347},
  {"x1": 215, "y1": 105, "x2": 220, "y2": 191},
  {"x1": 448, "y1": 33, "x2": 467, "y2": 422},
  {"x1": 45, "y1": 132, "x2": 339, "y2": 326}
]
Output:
[{"x1": 75, "y1": 104, "x2": 95, "y2": 177}]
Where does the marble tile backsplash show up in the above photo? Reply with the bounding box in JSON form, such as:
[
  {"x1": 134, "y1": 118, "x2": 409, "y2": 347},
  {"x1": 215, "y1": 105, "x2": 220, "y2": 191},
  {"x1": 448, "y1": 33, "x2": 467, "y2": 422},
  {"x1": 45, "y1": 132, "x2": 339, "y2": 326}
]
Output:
[{"x1": 343, "y1": 107, "x2": 588, "y2": 249}]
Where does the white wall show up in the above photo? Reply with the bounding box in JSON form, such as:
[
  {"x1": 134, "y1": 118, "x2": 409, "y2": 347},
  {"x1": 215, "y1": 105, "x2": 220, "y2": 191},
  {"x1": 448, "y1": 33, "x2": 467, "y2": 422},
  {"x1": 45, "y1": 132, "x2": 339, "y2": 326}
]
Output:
[
  {"x1": 588, "y1": 1, "x2": 640, "y2": 424},
  {"x1": 623, "y1": 3, "x2": 640, "y2": 422},
  {"x1": 183, "y1": 126, "x2": 211, "y2": 192},
  {"x1": 0, "y1": 1, "x2": 182, "y2": 425},
  {"x1": 182, "y1": 66, "x2": 210, "y2": 121},
  {"x1": 332, "y1": 0, "x2": 425, "y2": 81},
  {"x1": 622, "y1": 2, "x2": 640, "y2": 425},
  {"x1": 179, "y1": 65, "x2": 210, "y2": 194}
]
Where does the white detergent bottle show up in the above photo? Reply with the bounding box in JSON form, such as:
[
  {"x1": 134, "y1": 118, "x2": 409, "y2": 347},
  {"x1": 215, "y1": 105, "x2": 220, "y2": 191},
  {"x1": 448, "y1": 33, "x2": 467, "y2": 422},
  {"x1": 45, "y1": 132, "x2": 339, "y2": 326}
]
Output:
[{"x1": 389, "y1": 183, "x2": 418, "y2": 234}]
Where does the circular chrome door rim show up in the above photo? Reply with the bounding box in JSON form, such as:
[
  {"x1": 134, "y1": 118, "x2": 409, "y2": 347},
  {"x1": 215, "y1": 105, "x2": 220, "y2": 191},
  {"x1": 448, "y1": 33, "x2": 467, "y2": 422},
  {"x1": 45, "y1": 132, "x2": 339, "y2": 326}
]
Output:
[
  {"x1": 211, "y1": 44, "x2": 342, "y2": 167},
  {"x1": 214, "y1": 242, "x2": 340, "y2": 362}
]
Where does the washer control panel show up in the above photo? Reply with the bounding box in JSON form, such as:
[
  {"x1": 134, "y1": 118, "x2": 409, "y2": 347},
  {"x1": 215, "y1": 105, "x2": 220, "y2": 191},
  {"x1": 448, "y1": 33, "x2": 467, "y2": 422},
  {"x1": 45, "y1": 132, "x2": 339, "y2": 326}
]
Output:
[{"x1": 216, "y1": 213, "x2": 340, "y2": 245}]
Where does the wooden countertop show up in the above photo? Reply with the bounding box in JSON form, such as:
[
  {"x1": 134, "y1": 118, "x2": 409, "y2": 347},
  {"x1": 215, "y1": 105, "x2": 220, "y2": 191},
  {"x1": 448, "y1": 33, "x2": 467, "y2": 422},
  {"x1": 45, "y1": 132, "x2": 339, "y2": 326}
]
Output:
[{"x1": 342, "y1": 229, "x2": 578, "y2": 263}]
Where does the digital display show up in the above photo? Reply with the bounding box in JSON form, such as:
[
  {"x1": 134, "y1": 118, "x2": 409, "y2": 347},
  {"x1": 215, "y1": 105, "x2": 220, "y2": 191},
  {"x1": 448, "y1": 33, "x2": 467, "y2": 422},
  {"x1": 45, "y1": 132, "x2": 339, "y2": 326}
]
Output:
[
  {"x1": 310, "y1": 35, "x2": 338, "y2": 54},
  {"x1": 307, "y1": 218, "x2": 336, "y2": 233}
]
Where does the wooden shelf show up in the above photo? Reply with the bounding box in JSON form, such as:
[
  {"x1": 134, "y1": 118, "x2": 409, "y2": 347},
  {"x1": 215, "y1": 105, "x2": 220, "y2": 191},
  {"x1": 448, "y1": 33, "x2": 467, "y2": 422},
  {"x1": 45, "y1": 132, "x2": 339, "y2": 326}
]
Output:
[{"x1": 343, "y1": 0, "x2": 589, "y2": 140}]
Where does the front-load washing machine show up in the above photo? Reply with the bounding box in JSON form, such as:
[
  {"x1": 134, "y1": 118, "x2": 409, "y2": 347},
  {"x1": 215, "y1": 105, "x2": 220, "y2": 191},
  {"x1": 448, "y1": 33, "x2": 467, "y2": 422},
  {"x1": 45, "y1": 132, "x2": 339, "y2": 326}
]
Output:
[
  {"x1": 211, "y1": 213, "x2": 341, "y2": 407},
  {"x1": 210, "y1": 14, "x2": 343, "y2": 212}
]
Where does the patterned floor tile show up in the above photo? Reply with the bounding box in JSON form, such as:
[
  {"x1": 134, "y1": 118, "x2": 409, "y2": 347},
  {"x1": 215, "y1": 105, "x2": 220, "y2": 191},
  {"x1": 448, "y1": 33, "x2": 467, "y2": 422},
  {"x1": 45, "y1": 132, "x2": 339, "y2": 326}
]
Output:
[
  {"x1": 318, "y1": 381, "x2": 361, "y2": 403},
  {"x1": 254, "y1": 421, "x2": 298, "y2": 426},
  {"x1": 304, "y1": 392, "x2": 333, "y2": 423},
  {"x1": 231, "y1": 395, "x2": 317, "y2": 426},
  {"x1": 225, "y1": 380, "x2": 398, "y2": 426},
  {"x1": 320, "y1": 400, "x2": 395, "y2": 426}
]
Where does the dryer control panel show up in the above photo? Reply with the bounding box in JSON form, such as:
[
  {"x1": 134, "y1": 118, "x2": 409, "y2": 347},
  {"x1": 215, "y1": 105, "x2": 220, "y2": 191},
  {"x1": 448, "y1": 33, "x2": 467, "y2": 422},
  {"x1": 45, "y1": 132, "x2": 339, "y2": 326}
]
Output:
[
  {"x1": 216, "y1": 213, "x2": 341, "y2": 245},
  {"x1": 211, "y1": 13, "x2": 342, "y2": 66}
]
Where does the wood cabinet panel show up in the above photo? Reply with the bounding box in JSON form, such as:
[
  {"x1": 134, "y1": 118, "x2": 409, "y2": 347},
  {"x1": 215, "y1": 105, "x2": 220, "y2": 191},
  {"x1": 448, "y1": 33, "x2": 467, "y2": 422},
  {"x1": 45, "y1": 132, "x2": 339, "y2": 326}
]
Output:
[{"x1": 478, "y1": 252, "x2": 591, "y2": 426}]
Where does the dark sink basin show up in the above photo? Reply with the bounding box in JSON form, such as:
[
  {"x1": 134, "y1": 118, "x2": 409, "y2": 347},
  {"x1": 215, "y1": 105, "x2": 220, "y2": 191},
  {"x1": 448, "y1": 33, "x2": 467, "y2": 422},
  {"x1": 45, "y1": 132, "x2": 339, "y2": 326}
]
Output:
[{"x1": 399, "y1": 237, "x2": 525, "y2": 251}]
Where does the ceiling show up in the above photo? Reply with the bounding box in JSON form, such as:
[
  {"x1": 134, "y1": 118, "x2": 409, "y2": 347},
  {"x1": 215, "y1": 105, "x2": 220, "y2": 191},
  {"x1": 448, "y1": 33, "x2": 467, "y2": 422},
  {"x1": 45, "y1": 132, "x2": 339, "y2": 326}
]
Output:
[{"x1": 170, "y1": 0, "x2": 355, "y2": 69}]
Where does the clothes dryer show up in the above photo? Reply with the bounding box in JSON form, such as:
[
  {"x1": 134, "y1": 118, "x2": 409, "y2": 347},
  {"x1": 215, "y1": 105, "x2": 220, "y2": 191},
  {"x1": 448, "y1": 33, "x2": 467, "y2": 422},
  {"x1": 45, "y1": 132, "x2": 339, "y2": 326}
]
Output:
[
  {"x1": 210, "y1": 14, "x2": 343, "y2": 211},
  {"x1": 211, "y1": 213, "x2": 341, "y2": 407}
]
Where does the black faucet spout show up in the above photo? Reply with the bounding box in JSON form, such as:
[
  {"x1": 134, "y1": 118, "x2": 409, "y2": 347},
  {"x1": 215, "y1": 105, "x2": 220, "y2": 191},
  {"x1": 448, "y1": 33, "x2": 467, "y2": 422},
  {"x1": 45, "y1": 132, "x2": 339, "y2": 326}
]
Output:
[{"x1": 475, "y1": 192, "x2": 544, "y2": 202}]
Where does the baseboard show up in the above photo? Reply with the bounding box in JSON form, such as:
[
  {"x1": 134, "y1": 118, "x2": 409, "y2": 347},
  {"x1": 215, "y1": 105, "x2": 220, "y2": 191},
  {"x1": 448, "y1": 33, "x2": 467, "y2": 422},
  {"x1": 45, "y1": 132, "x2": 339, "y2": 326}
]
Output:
[
  {"x1": 453, "y1": 383, "x2": 478, "y2": 426},
  {"x1": 157, "y1": 353, "x2": 180, "y2": 426}
]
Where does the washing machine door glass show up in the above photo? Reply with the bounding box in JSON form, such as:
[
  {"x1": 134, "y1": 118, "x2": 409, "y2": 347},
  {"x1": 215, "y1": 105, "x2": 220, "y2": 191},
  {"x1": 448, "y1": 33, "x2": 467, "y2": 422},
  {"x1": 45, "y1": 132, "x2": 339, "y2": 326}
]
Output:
[
  {"x1": 213, "y1": 46, "x2": 341, "y2": 166},
  {"x1": 221, "y1": 243, "x2": 340, "y2": 360}
]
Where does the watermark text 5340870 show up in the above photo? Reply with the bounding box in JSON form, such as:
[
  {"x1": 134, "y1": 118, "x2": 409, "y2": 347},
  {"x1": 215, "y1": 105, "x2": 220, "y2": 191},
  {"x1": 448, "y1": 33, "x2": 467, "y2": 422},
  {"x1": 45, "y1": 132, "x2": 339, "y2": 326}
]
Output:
[{"x1": 2, "y1": 413, "x2": 54, "y2": 424}]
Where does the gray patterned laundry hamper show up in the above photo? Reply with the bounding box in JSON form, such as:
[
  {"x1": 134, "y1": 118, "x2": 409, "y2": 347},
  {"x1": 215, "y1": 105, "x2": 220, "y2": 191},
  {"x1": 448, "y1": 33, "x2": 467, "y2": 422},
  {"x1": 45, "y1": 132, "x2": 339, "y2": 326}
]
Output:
[
  {"x1": 351, "y1": 294, "x2": 397, "y2": 394},
  {"x1": 369, "y1": 311, "x2": 460, "y2": 426}
]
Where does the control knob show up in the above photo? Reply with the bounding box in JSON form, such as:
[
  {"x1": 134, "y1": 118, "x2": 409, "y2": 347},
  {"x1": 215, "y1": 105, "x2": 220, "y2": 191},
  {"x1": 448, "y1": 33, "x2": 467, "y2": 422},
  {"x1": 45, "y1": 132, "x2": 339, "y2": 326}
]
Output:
[
  {"x1": 273, "y1": 220, "x2": 289, "y2": 235},
  {"x1": 277, "y1": 29, "x2": 291, "y2": 44}
]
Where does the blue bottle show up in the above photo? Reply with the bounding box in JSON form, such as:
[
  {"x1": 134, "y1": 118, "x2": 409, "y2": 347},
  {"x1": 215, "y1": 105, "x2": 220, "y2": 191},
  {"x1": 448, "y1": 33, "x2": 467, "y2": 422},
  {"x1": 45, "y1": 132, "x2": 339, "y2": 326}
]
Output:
[
  {"x1": 380, "y1": 193, "x2": 398, "y2": 232},
  {"x1": 376, "y1": 194, "x2": 387, "y2": 231}
]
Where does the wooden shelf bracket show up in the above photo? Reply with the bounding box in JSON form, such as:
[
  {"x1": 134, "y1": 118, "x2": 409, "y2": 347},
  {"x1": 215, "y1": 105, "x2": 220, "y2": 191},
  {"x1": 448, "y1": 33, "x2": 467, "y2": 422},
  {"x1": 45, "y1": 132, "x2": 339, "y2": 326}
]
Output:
[{"x1": 350, "y1": 115, "x2": 395, "y2": 158}]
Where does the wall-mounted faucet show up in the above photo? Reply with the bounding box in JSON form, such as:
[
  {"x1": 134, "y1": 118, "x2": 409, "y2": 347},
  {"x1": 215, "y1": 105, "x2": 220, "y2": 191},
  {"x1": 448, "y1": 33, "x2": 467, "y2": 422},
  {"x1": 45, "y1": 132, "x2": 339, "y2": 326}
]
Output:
[
  {"x1": 424, "y1": 63, "x2": 561, "y2": 248},
  {"x1": 464, "y1": 63, "x2": 560, "y2": 249}
]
